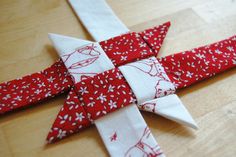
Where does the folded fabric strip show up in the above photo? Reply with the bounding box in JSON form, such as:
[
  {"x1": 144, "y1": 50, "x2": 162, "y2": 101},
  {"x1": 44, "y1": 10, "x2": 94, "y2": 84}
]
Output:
[
  {"x1": 0, "y1": 22, "x2": 170, "y2": 114},
  {"x1": 95, "y1": 104, "x2": 164, "y2": 157},
  {"x1": 71, "y1": 57, "x2": 173, "y2": 121},
  {"x1": 0, "y1": 60, "x2": 73, "y2": 114},
  {"x1": 47, "y1": 34, "x2": 236, "y2": 143},
  {"x1": 160, "y1": 35, "x2": 236, "y2": 88}
]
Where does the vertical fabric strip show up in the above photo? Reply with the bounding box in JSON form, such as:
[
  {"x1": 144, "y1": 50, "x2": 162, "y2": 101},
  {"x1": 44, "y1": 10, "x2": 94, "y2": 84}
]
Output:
[{"x1": 69, "y1": 0, "x2": 129, "y2": 41}]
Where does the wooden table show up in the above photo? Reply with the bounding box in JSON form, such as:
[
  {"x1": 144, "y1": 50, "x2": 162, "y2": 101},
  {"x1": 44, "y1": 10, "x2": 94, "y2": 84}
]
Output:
[{"x1": 0, "y1": 0, "x2": 236, "y2": 156}]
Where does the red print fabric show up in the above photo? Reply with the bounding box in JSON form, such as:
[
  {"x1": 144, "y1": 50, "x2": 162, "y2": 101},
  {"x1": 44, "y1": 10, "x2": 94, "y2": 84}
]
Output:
[
  {"x1": 47, "y1": 34, "x2": 236, "y2": 143},
  {"x1": 100, "y1": 22, "x2": 170, "y2": 66},
  {"x1": 47, "y1": 68, "x2": 136, "y2": 143},
  {"x1": 0, "y1": 22, "x2": 170, "y2": 115},
  {"x1": 0, "y1": 59, "x2": 73, "y2": 114},
  {"x1": 75, "y1": 68, "x2": 136, "y2": 120},
  {"x1": 159, "y1": 35, "x2": 236, "y2": 89}
]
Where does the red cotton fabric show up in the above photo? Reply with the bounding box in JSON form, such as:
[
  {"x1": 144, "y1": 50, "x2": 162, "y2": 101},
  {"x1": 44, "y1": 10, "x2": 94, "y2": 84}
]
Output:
[
  {"x1": 159, "y1": 35, "x2": 236, "y2": 89},
  {"x1": 75, "y1": 68, "x2": 136, "y2": 120},
  {"x1": 0, "y1": 59, "x2": 73, "y2": 114},
  {"x1": 0, "y1": 22, "x2": 170, "y2": 115},
  {"x1": 48, "y1": 68, "x2": 136, "y2": 143}
]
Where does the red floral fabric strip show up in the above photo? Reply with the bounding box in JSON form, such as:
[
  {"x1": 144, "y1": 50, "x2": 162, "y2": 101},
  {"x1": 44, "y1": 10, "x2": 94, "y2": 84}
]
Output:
[
  {"x1": 47, "y1": 68, "x2": 136, "y2": 143},
  {"x1": 139, "y1": 22, "x2": 170, "y2": 55},
  {"x1": 0, "y1": 59, "x2": 73, "y2": 114},
  {"x1": 99, "y1": 22, "x2": 170, "y2": 66},
  {"x1": 159, "y1": 35, "x2": 236, "y2": 89},
  {"x1": 0, "y1": 23, "x2": 170, "y2": 115},
  {"x1": 47, "y1": 87, "x2": 91, "y2": 143},
  {"x1": 99, "y1": 32, "x2": 154, "y2": 66},
  {"x1": 75, "y1": 68, "x2": 136, "y2": 120}
]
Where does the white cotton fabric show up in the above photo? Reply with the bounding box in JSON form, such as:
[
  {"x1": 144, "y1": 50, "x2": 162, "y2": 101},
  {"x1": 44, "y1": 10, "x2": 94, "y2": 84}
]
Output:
[
  {"x1": 49, "y1": 2, "x2": 162, "y2": 156},
  {"x1": 95, "y1": 104, "x2": 165, "y2": 157},
  {"x1": 48, "y1": 33, "x2": 93, "y2": 53},
  {"x1": 49, "y1": 34, "x2": 115, "y2": 83},
  {"x1": 69, "y1": 0, "x2": 129, "y2": 41},
  {"x1": 139, "y1": 94, "x2": 198, "y2": 129},
  {"x1": 119, "y1": 57, "x2": 176, "y2": 104}
]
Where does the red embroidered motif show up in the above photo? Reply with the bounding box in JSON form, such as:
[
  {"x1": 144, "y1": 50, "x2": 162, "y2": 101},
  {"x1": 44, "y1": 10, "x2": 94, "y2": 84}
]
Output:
[
  {"x1": 110, "y1": 132, "x2": 118, "y2": 142},
  {"x1": 125, "y1": 57, "x2": 175, "y2": 98},
  {"x1": 125, "y1": 127, "x2": 163, "y2": 157},
  {"x1": 139, "y1": 102, "x2": 156, "y2": 113}
]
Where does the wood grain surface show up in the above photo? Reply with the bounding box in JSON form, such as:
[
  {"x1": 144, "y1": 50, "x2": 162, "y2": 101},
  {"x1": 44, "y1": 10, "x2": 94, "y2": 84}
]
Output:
[{"x1": 0, "y1": 0, "x2": 236, "y2": 156}]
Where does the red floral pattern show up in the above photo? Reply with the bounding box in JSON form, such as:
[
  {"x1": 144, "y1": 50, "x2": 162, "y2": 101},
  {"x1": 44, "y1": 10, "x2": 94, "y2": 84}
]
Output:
[
  {"x1": 100, "y1": 32, "x2": 154, "y2": 66},
  {"x1": 76, "y1": 68, "x2": 136, "y2": 120},
  {"x1": 0, "y1": 23, "x2": 170, "y2": 115},
  {"x1": 159, "y1": 35, "x2": 236, "y2": 88},
  {"x1": 47, "y1": 87, "x2": 91, "y2": 143},
  {"x1": 47, "y1": 68, "x2": 136, "y2": 143},
  {"x1": 0, "y1": 59, "x2": 73, "y2": 114},
  {"x1": 100, "y1": 22, "x2": 170, "y2": 66},
  {"x1": 139, "y1": 22, "x2": 171, "y2": 55}
]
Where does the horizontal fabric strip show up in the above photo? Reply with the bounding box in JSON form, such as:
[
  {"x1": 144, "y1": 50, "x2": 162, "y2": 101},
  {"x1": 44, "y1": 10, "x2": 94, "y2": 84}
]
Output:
[
  {"x1": 75, "y1": 68, "x2": 136, "y2": 121},
  {"x1": 99, "y1": 32, "x2": 154, "y2": 66},
  {"x1": 0, "y1": 23, "x2": 169, "y2": 115},
  {"x1": 159, "y1": 35, "x2": 236, "y2": 89},
  {"x1": 0, "y1": 59, "x2": 73, "y2": 114},
  {"x1": 119, "y1": 57, "x2": 175, "y2": 104}
]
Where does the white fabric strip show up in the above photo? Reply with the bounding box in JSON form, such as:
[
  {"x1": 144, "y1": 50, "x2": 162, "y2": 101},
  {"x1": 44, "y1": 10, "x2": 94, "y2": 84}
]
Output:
[
  {"x1": 69, "y1": 0, "x2": 129, "y2": 41},
  {"x1": 95, "y1": 104, "x2": 165, "y2": 157},
  {"x1": 49, "y1": 34, "x2": 115, "y2": 83},
  {"x1": 139, "y1": 94, "x2": 198, "y2": 129},
  {"x1": 119, "y1": 57, "x2": 176, "y2": 104},
  {"x1": 50, "y1": 1, "x2": 162, "y2": 155}
]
